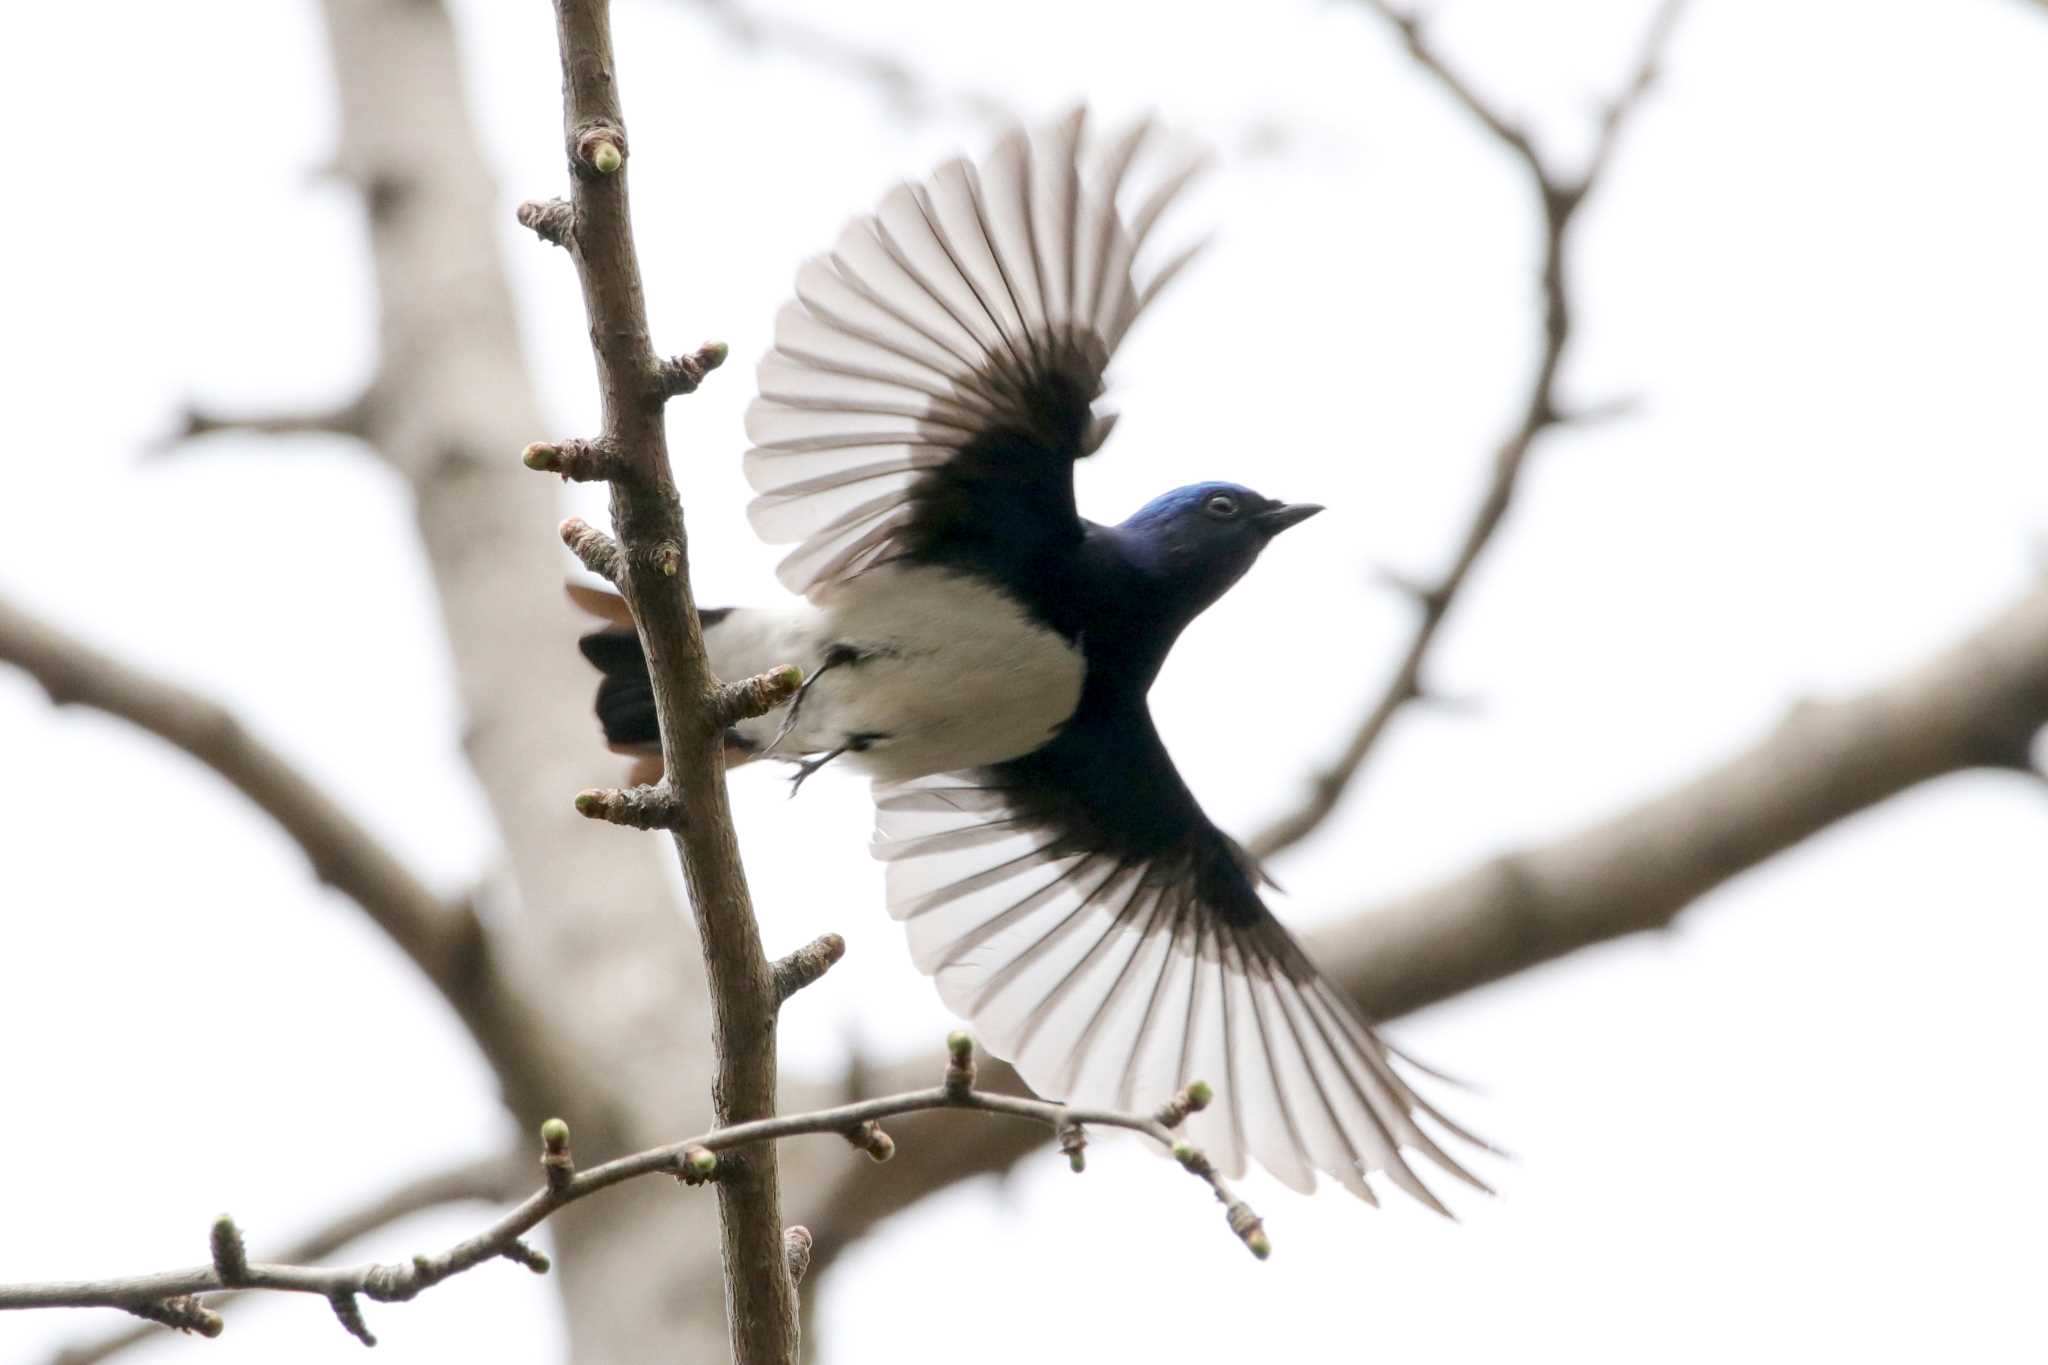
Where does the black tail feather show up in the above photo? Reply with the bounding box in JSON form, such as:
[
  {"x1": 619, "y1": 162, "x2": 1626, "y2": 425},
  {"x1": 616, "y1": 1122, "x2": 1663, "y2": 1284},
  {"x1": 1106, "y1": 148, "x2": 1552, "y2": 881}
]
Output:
[
  {"x1": 578, "y1": 629, "x2": 657, "y2": 749},
  {"x1": 577, "y1": 609, "x2": 743, "y2": 753}
]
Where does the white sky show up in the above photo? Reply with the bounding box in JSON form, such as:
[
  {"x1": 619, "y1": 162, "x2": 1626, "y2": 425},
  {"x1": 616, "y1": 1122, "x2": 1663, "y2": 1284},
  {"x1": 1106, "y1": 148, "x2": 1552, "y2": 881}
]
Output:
[{"x1": 4, "y1": 0, "x2": 2047, "y2": 1361}]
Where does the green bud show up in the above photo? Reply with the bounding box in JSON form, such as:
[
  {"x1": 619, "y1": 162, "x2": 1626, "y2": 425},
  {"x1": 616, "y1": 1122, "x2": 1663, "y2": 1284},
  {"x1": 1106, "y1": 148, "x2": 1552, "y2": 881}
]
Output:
[
  {"x1": 521, "y1": 442, "x2": 556, "y2": 470},
  {"x1": 1184, "y1": 1080, "x2": 1213, "y2": 1111},
  {"x1": 540, "y1": 1118, "x2": 570, "y2": 1151},
  {"x1": 946, "y1": 1029, "x2": 973, "y2": 1059},
  {"x1": 591, "y1": 141, "x2": 622, "y2": 174},
  {"x1": 1246, "y1": 1231, "x2": 1271, "y2": 1260},
  {"x1": 1067, "y1": 1150, "x2": 1086, "y2": 1174},
  {"x1": 688, "y1": 1148, "x2": 718, "y2": 1176},
  {"x1": 1171, "y1": 1141, "x2": 1197, "y2": 1167},
  {"x1": 701, "y1": 341, "x2": 730, "y2": 370}
]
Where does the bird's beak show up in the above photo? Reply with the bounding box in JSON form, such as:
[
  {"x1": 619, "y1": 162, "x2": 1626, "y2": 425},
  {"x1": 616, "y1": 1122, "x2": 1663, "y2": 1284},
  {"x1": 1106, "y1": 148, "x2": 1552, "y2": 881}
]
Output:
[{"x1": 1253, "y1": 502, "x2": 1325, "y2": 535}]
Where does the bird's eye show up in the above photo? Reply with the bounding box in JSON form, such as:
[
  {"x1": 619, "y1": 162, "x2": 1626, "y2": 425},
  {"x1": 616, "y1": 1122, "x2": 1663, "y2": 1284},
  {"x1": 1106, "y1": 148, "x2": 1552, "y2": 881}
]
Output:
[{"x1": 1203, "y1": 493, "x2": 1240, "y2": 520}]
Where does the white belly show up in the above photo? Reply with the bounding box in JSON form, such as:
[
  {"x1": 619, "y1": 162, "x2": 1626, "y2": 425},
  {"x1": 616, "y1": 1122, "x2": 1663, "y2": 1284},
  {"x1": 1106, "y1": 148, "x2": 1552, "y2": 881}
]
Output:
[{"x1": 704, "y1": 564, "x2": 1086, "y2": 783}]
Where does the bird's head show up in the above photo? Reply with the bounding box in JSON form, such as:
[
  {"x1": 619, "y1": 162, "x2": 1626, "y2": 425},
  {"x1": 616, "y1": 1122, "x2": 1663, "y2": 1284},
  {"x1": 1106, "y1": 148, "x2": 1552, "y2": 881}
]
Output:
[{"x1": 1118, "y1": 482, "x2": 1323, "y2": 614}]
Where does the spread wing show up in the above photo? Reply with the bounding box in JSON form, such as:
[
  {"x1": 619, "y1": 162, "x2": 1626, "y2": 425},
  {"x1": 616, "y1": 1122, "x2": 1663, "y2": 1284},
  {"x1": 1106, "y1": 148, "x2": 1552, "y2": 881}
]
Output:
[
  {"x1": 744, "y1": 109, "x2": 1206, "y2": 598},
  {"x1": 870, "y1": 710, "x2": 1493, "y2": 1209}
]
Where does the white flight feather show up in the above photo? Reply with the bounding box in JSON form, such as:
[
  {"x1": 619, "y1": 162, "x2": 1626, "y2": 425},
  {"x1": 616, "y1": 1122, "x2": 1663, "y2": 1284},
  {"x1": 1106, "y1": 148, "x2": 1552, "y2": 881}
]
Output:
[{"x1": 870, "y1": 772, "x2": 1493, "y2": 1207}]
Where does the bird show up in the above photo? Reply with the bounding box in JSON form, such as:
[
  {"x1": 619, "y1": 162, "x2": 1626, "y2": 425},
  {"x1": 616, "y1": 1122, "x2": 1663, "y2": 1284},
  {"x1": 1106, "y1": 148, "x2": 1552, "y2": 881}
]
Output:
[{"x1": 572, "y1": 109, "x2": 1489, "y2": 1210}]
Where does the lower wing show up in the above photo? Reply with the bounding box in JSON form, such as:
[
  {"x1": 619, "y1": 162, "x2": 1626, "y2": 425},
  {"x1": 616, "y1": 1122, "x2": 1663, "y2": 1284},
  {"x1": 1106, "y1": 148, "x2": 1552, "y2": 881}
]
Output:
[{"x1": 869, "y1": 769, "x2": 1495, "y2": 1210}]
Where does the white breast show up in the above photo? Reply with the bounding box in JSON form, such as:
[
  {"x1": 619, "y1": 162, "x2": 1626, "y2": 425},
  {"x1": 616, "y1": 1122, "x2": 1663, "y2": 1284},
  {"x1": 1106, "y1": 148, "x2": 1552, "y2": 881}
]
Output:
[{"x1": 709, "y1": 564, "x2": 1085, "y2": 783}]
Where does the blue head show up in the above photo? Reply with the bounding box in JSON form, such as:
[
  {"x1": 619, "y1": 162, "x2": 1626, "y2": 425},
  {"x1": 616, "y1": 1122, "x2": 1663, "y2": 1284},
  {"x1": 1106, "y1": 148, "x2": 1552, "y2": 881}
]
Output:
[{"x1": 1117, "y1": 481, "x2": 1324, "y2": 621}]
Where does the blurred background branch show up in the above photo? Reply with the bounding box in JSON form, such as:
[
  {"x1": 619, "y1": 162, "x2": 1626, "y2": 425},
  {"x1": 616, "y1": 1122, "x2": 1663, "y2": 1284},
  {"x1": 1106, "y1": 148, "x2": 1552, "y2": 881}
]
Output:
[
  {"x1": 1249, "y1": 0, "x2": 1685, "y2": 860},
  {"x1": 684, "y1": 0, "x2": 1013, "y2": 122},
  {"x1": 0, "y1": 597, "x2": 480, "y2": 1005}
]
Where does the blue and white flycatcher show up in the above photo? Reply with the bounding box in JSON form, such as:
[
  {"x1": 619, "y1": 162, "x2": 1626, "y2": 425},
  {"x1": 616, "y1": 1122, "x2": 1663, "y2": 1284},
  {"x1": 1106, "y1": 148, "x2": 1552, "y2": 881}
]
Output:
[{"x1": 576, "y1": 110, "x2": 1487, "y2": 1209}]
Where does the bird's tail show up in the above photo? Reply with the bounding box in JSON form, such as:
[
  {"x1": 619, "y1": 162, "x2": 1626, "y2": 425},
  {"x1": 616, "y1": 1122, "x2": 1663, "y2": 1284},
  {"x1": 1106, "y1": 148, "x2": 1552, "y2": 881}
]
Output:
[{"x1": 567, "y1": 585, "x2": 753, "y2": 782}]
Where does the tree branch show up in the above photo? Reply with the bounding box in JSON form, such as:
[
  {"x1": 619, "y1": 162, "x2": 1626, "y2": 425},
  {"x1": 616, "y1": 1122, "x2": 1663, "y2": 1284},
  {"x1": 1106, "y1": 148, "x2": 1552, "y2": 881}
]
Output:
[
  {"x1": 159, "y1": 392, "x2": 374, "y2": 451},
  {"x1": 1317, "y1": 581, "x2": 2048, "y2": 1016},
  {"x1": 0, "y1": 592, "x2": 593, "y2": 1128},
  {"x1": 526, "y1": 3, "x2": 799, "y2": 1357},
  {"x1": 2, "y1": 1043, "x2": 1253, "y2": 1343},
  {"x1": 684, "y1": 0, "x2": 1013, "y2": 123},
  {"x1": 1250, "y1": 0, "x2": 1688, "y2": 859},
  {"x1": 49, "y1": 1152, "x2": 529, "y2": 1365},
  {"x1": 0, "y1": 595, "x2": 480, "y2": 1018},
  {"x1": 814, "y1": 579, "x2": 2048, "y2": 1255}
]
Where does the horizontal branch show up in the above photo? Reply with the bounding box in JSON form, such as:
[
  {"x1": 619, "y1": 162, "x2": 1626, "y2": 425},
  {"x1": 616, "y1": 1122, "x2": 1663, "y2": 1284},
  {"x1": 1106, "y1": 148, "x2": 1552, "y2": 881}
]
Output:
[
  {"x1": 1316, "y1": 581, "x2": 2048, "y2": 1016},
  {"x1": 51, "y1": 1152, "x2": 528, "y2": 1365},
  {"x1": 160, "y1": 393, "x2": 374, "y2": 450},
  {"x1": 0, "y1": 1040, "x2": 1254, "y2": 1346}
]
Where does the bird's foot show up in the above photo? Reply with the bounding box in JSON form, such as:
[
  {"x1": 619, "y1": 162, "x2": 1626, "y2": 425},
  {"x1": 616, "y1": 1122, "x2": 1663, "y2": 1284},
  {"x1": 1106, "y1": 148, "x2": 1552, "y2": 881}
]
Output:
[
  {"x1": 787, "y1": 731, "x2": 887, "y2": 796},
  {"x1": 762, "y1": 642, "x2": 872, "y2": 758}
]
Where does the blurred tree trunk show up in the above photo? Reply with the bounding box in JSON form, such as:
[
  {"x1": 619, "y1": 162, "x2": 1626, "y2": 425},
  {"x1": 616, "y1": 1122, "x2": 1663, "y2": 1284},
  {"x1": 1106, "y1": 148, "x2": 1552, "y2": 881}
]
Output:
[{"x1": 314, "y1": 0, "x2": 738, "y2": 1356}]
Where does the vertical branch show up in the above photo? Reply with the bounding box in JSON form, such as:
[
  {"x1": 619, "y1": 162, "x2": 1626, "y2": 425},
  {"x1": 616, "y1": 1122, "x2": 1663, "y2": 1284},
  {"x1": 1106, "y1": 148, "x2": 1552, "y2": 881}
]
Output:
[{"x1": 535, "y1": 4, "x2": 796, "y2": 1359}]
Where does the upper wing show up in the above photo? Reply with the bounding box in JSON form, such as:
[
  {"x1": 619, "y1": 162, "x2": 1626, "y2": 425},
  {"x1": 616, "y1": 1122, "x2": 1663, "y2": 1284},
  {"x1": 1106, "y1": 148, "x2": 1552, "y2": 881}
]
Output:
[
  {"x1": 869, "y1": 714, "x2": 1493, "y2": 1209},
  {"x1": 744, "y1": 109, "x2": 1206, "y2": 598}
]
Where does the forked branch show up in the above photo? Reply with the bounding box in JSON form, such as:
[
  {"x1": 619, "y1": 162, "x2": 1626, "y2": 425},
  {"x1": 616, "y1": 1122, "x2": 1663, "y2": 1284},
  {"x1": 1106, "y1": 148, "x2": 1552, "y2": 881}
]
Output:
[{"x1": 1250, "y1": 0, "x2": 1689, "y2": 859}]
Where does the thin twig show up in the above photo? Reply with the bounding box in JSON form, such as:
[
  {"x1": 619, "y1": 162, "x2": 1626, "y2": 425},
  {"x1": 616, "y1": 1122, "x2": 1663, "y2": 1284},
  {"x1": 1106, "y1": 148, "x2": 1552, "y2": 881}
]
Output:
[
  {"x1": 1250, "y1": 0, "x2": 1688, "y2": 860},
  {"x1": 684, "y1": 0, "x2": 1015, "y2": 123},
  {"x1": 574, "y1": 782, "x2": 686, "y2": 831},
  {"x1": 156, "y1": 393, "x2": 374, "y2": 452},
  {"x1": 1, "y1": 1043, "x2": 1251, "y2": 1341},
  {"x1": 771, "y1": 933, "x2": 847, "y2": 1005},
  {"x1": 48, "y1": 1152, "x2": 529, "y2": 1365}
]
